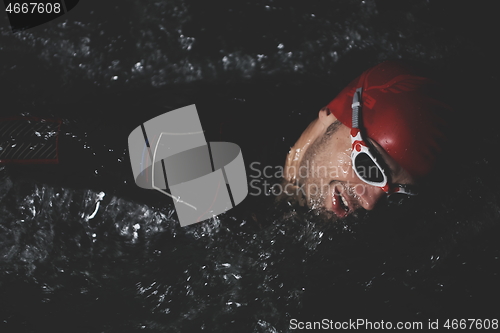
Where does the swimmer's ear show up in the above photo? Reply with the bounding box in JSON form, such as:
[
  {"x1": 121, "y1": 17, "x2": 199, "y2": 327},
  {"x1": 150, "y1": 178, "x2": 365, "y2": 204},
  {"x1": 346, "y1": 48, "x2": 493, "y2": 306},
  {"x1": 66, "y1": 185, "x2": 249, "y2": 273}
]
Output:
[
  {"x1": 319, "y1": 107, "x2": 331, "y2": 117},
  {"x1": 318, "y1": 107, "x2": 338, "y2": 126}
]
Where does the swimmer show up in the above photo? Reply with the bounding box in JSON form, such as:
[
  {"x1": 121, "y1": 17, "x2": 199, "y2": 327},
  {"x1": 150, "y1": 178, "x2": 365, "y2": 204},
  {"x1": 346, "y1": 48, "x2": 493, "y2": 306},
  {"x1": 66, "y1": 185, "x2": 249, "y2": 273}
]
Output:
[{"x1": 281, "y1": 60, "x2": 452, "y2": 218}]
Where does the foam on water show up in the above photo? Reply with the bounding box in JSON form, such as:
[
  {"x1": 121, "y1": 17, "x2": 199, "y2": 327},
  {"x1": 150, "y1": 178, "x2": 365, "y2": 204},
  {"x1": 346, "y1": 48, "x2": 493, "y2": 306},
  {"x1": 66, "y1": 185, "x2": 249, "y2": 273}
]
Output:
[{"x1": 1, "y1": 151, "x2": 499, "y2": 332}]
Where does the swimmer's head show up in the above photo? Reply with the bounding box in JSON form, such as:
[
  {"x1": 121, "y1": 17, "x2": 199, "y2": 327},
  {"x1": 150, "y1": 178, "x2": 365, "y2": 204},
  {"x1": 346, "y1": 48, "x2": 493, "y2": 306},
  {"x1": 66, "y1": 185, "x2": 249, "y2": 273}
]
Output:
[{"x1": 283, "y1": 60, "x2": 452, "y2": 218}]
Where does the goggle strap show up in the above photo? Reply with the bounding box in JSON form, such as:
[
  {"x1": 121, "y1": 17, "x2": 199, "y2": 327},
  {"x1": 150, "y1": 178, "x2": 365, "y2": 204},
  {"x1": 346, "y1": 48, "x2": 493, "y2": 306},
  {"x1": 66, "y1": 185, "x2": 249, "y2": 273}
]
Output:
[
  {"x1": 392, "y1": 184, "x2": 419, "y2": 196},
  {"x1": 351, "y1": 87, "x2": 362, "y2": 129},
  {"x1": 350, "y1": 86, "x2": 420, "y2": 199}
]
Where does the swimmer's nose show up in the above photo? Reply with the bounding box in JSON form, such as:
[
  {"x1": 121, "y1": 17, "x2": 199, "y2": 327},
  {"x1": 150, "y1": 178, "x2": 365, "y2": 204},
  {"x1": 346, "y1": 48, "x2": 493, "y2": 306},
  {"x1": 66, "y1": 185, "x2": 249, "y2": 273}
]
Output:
[{"x1": 354, "y1": 184, "x2": 386, "y2": 211}]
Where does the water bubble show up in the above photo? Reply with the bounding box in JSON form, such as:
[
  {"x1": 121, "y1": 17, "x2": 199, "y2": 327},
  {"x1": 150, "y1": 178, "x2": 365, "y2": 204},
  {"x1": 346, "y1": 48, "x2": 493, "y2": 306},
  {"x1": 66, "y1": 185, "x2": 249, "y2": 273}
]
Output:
[{"x1": 133, "y1": 61, "x2": 144, "y2": 72}]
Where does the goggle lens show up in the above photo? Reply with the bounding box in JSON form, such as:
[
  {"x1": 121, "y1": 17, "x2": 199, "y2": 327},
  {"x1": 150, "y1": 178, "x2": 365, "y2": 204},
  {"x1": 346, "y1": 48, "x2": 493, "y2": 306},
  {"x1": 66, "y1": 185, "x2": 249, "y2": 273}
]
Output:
[{"x1": 354, "y1": 152, "x2": 384, "y2": 183}]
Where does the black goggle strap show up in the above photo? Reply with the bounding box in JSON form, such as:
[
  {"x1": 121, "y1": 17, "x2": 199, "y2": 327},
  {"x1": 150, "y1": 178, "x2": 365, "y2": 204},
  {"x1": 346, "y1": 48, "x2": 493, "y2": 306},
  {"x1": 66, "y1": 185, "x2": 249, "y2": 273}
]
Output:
[{"x1": 389, "y1": 184, "x2": 419, "y2": 196}]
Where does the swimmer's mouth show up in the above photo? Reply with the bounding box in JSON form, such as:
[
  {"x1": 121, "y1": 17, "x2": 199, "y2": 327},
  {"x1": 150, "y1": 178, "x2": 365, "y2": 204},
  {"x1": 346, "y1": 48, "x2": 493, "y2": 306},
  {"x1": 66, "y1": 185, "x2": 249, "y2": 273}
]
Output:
[{"x1": 331, "y1": 186, "x2": 351, "y2": 217}]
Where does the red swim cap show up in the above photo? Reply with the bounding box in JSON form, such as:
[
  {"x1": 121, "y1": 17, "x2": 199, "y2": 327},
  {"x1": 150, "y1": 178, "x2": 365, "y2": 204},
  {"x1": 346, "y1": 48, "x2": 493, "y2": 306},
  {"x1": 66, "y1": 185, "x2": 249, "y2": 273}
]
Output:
[{"x1": 327, "y1": 60, "x2": 452, "y2": 180}]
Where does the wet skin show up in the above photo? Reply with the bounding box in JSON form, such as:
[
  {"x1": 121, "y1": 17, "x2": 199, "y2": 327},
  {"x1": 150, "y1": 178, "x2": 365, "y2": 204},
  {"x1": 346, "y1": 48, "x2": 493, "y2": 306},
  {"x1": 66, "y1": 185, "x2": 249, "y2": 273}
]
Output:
[{"x1": 283, "y1": 107, "x2": 415, "y2": 218}]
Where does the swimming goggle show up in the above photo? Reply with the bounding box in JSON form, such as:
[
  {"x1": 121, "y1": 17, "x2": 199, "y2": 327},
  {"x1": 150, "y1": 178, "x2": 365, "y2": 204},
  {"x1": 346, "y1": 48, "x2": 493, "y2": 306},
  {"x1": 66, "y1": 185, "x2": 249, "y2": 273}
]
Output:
[{"x1": 350, "y1": 87, "x2": 418, "y2": 202}]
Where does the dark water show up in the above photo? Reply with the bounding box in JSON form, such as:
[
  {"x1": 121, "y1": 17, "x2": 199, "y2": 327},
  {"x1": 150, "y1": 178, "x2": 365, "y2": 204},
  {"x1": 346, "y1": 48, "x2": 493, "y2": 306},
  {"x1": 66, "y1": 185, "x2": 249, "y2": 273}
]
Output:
[{"x1": 1, "y1": 1, "x2": 500, "y2": 332}]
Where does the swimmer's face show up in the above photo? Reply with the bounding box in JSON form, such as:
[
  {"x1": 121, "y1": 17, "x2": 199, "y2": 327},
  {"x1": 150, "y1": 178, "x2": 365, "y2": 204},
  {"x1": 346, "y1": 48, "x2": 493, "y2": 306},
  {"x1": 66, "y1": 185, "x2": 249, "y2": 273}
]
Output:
[{"x1": 283, "y1": 107, "x2": 415, "y2": 218}]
